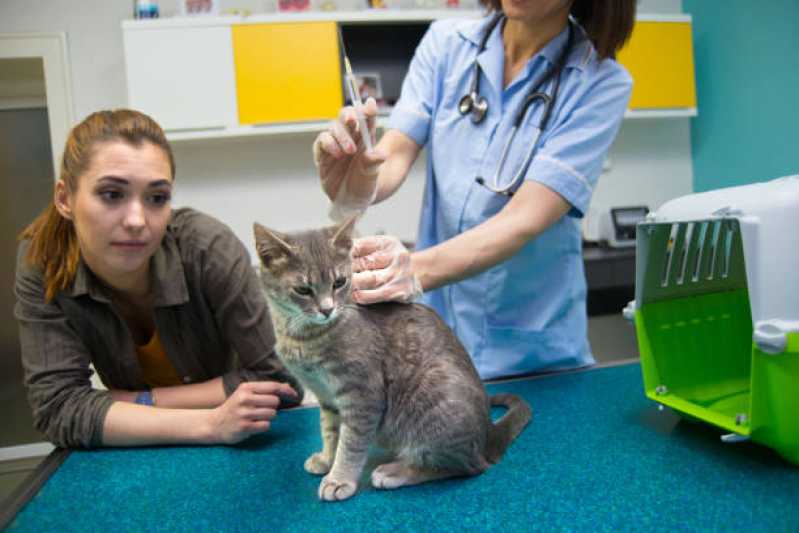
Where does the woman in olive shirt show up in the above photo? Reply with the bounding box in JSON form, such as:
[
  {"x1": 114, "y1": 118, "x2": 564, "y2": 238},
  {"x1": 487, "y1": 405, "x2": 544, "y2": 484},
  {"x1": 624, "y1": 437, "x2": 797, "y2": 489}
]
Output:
[{"x1": 15, "y1": 109, "x2": 301, "y2": 449}]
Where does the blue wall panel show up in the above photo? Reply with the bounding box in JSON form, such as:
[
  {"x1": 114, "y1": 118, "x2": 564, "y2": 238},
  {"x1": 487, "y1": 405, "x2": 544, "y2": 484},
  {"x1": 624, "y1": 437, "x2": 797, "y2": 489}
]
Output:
[{"x1": 684, "y1": 0, "x2": 799, "y2": 191}]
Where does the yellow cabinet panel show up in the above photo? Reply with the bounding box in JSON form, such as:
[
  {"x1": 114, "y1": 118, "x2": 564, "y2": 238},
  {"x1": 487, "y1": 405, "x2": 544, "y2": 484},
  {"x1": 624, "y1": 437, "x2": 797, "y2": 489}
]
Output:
[
  {"x1": 617, "y1": 21, "x2": 697, "y2": 110},
  {"x1": 233, "y1": 22, "x2": 343, "y2": 124}
]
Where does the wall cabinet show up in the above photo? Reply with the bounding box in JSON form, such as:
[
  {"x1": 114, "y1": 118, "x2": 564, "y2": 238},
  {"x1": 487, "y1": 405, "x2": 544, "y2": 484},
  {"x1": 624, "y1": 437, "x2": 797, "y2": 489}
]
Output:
[
  {"x1": 121, "y1": 12, "x2": 697, "y2": 141},
  {"x1": 123, "y1": 25, "x2": 238, "y2": 130},
  {"x1": 232, "y1": 22, "x2": 343, "y2": 124},
  {"x1": 617, "y1": 16, "x2": 697, "y2": 111}
]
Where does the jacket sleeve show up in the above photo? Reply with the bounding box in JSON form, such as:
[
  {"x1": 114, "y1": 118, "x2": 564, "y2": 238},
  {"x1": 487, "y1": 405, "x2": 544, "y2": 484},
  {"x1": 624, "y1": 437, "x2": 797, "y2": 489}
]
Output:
[
  {"x1": 14, "y1": 243, "x2": 114, "y2": 448},
  {"x1": 199, "y1": 218, "x2": 304, "y2": 407}
]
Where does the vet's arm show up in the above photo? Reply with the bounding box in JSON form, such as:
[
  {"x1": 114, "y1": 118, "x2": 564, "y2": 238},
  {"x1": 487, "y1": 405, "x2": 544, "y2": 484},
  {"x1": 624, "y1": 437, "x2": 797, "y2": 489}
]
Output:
[
  {"x1": 315, "y1": 102, "x2": 422, "y2": 210},
  {"x1": 351, "y1": 181, "x2": 571, "y2": 305},
  {"x1": 412, "y1": 181, "x2": 571, "y2": 291}
]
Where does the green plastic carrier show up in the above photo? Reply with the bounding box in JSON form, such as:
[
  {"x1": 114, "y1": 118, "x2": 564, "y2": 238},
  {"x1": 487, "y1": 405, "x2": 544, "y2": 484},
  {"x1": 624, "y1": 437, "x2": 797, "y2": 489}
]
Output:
[{"x1": 625, "y1": 177, "x2": 799, "y2": 465}]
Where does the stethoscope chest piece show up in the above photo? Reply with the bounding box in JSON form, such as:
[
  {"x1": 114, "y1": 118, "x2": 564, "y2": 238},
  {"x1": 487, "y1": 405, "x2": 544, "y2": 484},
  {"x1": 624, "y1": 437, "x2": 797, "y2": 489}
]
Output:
[{"x1": 459, "y1": 92, "x2": 488, "y2": 124}]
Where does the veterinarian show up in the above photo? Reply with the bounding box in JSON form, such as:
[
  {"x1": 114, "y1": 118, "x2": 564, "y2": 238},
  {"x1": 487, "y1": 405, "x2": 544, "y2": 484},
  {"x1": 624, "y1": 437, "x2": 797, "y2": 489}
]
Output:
[
  {"x1": 14, "y1": 109, "x2": 301, "y2": 449},
  {"x1": 313, "y1": 0, "x2": 635, "y2": 379}
]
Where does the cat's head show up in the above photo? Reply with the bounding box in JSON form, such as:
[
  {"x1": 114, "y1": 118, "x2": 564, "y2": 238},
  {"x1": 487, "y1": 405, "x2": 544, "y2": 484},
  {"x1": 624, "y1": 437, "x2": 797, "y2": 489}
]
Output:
[{"x1": 253, "y1": 216, "x2": 357, "y2": 327}]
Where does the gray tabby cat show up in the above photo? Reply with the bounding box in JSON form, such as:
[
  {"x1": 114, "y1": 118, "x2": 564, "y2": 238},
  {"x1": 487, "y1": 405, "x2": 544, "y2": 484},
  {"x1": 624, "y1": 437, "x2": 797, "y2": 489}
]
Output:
[{"x1": 253, "y1": 217, "x2": 531, "y2": 502}]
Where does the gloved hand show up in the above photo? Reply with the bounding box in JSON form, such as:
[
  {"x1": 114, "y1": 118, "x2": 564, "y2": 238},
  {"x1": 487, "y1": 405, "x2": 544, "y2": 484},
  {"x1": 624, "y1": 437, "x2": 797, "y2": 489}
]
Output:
[
  {"x1": 312, "y1": 98, "x2": 387, "y2": 222},
  {"x1": 351, "y1": 235, "x2": 423, "y2": 305}
]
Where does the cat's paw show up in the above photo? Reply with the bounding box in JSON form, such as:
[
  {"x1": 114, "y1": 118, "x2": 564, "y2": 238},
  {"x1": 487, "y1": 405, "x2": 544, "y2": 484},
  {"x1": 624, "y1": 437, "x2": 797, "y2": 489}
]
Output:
[
  {"x1": 304, "y1": 453, "x2": 332, "y2": 475},
  {"x1": 370, "y1": 462, "x2": 412, "y2": 490},
  {"x1": 318, "y1": 475, "x2": 357, "y2": 501}
]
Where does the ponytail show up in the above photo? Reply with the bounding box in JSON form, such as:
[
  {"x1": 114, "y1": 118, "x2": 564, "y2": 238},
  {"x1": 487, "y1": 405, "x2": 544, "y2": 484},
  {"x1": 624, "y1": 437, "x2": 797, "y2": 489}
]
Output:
[{"x1": 19, "y1": 204, "x2": 80, "y2": 302}]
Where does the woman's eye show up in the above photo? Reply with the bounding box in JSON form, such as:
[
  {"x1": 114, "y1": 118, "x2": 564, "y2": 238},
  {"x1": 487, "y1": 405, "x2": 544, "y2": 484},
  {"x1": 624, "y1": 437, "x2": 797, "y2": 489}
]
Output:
[
  {"x1": 333, "y1": 277, "x2": 347, "y2": 289},
  {"x1": 293, "y1": 285, "x2": 313, "y2": 296},
  {"x1": 98, "y1": 190, "x2": 123, "y2": 202},
  {"x1": 148, "y1": 192, "x2": 171, "y2": 206}
]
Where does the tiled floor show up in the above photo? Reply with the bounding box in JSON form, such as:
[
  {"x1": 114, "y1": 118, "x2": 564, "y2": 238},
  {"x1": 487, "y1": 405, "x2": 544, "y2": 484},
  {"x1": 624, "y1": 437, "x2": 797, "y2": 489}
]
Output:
[{"x1": 0, "y1": 313, "x2": 639, "y2": 510}]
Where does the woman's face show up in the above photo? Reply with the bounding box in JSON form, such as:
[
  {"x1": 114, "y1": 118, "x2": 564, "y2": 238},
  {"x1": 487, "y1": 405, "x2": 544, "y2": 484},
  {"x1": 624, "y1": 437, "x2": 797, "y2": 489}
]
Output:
[{"x1": 55, "y1": 140, "x2": 173, "y2": 291}]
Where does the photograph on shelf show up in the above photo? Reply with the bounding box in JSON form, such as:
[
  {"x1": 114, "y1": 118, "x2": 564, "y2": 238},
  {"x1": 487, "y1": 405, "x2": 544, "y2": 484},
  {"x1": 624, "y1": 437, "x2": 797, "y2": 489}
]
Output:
[
  {"x1": 278, "y1": 0, "x2": 312, "y2": 11},
  {"x1": 354, "y1": 72, "x2": 384, "y2": 105},
  {"x1": 180, "y1": 0, "x2": 219, "y2": 15}
]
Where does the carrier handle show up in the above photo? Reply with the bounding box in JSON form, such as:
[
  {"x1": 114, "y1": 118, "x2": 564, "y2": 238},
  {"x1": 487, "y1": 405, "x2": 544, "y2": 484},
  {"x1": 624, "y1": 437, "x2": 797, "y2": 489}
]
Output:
[
  {"x1": 753, "y1": 322, "x2": 787, "y2": 354},
  {"x1": 622, "y1": 300, "x2": 636, "y2": 322}
]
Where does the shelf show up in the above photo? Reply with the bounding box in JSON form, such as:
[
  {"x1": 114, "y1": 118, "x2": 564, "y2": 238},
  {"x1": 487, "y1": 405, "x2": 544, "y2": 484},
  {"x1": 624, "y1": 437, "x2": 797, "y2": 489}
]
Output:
[
  {"x1": 121, "y1": 11, "x2": 692, "y2": 30},
  {"x1": 165, "y1": 109, "x2": 696, "y2": 141},
  {"x1": 165, "y1": 116, "x2": 391, "y2": 142},
  {"x1": 0, "y1": 96, "x2": 47, "y2": 111},
  {"x1": 625, "y1": 108, "x2": 697, "y2": 119},
  {"x1": 122, "y1": 10, "x2": 484, "y2": 30},
  {"x1": 135, "y1": 10, "x2": 697, "y2": 142},
  {"x1": 167, "y1": 122, "x2": 325, "y2": 142}
]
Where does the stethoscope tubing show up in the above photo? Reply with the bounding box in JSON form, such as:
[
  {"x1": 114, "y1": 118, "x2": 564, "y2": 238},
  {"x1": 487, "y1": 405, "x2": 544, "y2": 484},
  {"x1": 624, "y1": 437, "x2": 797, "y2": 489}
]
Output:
[
  {"x1": 481, "y1": 93, "x2": 549, "y2": 196},
  {"x1": 466, "y1": 14, "x2": 576, "y2": 196}
]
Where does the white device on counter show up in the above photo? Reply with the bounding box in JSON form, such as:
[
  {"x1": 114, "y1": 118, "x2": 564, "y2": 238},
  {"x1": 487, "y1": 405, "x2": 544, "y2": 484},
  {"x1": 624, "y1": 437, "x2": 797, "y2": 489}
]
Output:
[{"x1": 599, "y1": 206, "x2": 649, "y2": 248}]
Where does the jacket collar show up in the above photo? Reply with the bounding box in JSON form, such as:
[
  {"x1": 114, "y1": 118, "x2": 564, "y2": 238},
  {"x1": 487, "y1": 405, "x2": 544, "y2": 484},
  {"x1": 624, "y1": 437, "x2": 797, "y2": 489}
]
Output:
[{"x1": 68, "y1": 221, "x2": 189, "y2": 307}]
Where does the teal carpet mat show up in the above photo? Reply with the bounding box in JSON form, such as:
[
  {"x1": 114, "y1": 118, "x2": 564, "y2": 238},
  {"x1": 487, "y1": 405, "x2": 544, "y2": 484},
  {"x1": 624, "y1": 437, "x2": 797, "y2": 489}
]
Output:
[{"x1": 6, "y1": 363, "x2": 799, "y2": 531}]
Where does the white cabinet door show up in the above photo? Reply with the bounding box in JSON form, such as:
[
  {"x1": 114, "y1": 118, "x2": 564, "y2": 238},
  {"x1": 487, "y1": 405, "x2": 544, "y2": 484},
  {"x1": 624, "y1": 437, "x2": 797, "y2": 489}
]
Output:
[{"x1": 123, "y1": 26, "x2": 237, "y2": 131}]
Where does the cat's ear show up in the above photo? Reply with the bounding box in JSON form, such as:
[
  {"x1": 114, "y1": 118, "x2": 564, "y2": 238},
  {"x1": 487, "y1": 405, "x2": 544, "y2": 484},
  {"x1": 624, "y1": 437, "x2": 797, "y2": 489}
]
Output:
[
  {"x1": 253, "y1": 222, "x2": 294, "y2": 269},
  {"x1": 330, "y1": 214, "x2": 358, "y2": 252}
]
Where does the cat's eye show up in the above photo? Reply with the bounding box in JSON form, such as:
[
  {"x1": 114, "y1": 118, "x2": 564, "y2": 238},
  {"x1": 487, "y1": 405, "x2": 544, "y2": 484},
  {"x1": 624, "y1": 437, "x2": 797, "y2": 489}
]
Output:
[
  {"x1": 333, "y1": 277, "x2": 347, "y2": 289},
  {"x1": 293, "y1": 285, "x2": 313, "y2": 296}
]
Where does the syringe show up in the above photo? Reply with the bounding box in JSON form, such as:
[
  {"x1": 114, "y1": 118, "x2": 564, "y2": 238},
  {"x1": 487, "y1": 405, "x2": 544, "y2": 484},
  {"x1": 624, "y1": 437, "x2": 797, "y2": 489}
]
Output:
[{"x1": 338, "y1": 30, "x2": 374, "y2": 153}]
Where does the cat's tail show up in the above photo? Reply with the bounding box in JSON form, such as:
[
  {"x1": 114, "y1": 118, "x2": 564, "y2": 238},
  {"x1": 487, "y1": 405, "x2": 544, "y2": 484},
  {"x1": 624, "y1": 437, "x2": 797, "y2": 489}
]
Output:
[{"x1": 484, "y1": 394, "x2": 532, "y2": 464}]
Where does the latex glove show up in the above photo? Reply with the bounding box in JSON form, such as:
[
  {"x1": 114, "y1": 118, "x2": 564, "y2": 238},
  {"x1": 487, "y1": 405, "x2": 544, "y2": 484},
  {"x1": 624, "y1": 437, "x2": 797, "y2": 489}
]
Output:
[
  {"x1": 351, "y1": 235, "x2": 423, "y2": 305},
  {"x1": 312, "y1": 98, "x2": 387, "y2": 222}
]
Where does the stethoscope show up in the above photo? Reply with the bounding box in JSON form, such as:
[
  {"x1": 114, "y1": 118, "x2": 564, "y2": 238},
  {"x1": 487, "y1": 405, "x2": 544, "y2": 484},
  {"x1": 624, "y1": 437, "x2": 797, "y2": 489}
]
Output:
[{"x1": 459, "y1": 13, "x2": 577, "y2": 196}]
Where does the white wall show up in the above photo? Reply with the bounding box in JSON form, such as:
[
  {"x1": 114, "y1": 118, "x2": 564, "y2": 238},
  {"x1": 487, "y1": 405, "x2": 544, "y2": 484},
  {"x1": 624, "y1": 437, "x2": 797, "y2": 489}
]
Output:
[
  {"x1": 584, "y1": 119, "x2": 693, "y2": 241},
  {"x1": 0, "y1": 0, "x2": 692, "y2": 256},
  {"x1": 171, "y1": 134, "x2": 427, "y2": 243}
]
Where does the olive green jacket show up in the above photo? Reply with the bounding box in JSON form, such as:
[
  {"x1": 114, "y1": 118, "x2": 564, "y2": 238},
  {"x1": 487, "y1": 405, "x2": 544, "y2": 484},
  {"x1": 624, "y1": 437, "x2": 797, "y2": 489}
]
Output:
[{"x1": 14, "y1": 208, "x2": 301, "y2": 448}]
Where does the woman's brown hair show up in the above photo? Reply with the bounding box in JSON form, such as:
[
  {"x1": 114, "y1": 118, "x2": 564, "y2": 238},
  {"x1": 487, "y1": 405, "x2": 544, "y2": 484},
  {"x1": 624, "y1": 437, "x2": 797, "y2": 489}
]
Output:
[
  {"x1": 19, "y1": 109, "x2": 175, "y2": 302},
  {"x1": 480, "y1": 0, "x2": 636, "y2": 60}
]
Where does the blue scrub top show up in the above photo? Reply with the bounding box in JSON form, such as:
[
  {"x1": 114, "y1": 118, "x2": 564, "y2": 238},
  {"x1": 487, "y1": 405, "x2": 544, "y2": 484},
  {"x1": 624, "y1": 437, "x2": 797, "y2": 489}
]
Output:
[{"x1": 388, "y1": 16, "x2": 633, "y2": 379}]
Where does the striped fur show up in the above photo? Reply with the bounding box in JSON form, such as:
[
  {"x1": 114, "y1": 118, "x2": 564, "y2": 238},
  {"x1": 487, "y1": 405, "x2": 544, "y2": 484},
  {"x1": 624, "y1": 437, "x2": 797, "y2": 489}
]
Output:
[{"x1": 254, "y1": 219, "x2": 531, "y2": 501}]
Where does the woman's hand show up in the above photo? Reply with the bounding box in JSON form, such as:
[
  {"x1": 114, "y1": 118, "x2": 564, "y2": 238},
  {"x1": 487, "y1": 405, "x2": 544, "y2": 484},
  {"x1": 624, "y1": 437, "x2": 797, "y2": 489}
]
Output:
[
  {"x1": 351, "y1": 235, "x2": 423, "y2": 305},
  {"x1": 312, "y1": 98, "x2": 387, "y2": 221},
  {"x1": 207, "y1": 381, "x2": 298, "y2": 445}
]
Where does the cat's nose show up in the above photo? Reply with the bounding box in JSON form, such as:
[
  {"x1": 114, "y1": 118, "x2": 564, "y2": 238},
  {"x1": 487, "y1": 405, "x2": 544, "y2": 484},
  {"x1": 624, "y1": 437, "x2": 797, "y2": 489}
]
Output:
[{"x1": 319, "y1": 297, "x2": 334, "y2": 318}]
